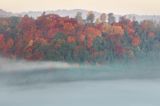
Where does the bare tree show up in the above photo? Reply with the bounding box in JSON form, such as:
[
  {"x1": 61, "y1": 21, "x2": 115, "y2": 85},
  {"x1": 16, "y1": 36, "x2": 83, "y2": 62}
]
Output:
[{"x1": 100, "y1": 13, "x2": 107, "y2": 23}]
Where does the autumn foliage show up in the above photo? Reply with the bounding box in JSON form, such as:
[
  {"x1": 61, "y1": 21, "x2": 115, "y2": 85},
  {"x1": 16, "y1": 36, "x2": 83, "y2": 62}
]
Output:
[{"x1": 0, "y1": 13, "x2": 159, "y2": 63}]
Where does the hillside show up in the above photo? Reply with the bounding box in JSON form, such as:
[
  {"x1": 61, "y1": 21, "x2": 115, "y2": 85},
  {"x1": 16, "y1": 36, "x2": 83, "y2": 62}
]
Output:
[
  {"x1": 0, "y1": 9, "x2": 15, "y2": 17},
  {"x1": 0, "y1": 12, "x2": 160, "y2": 62}
]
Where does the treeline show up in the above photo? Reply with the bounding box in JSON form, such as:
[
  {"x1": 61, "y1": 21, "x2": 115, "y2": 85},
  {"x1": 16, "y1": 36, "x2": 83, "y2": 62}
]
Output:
[{"x1": 0, "y1": 12, "x2": 160, "y2": 63}]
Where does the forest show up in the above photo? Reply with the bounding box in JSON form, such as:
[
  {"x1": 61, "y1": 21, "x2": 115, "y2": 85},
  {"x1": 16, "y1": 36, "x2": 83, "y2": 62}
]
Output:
[{"x1": 0, "y1": 11, "x2": 160, "y2": 63}]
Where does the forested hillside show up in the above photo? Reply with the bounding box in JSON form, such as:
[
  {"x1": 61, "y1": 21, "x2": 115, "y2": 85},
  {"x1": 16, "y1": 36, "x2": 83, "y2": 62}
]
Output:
[{"x1": 0, "y1": 12, "x2": 160, "y2": 63}]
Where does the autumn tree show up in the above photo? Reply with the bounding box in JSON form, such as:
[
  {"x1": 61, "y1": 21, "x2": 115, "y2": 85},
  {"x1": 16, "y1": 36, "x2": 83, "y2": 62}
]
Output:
[
  {"x1": 95, "y1": 18, "x2": 101, "y2": 25},
  {"x1": 141, "y1": 20, "x2": 155, "y2": 33},
  {"x1": 0, "y1": 34, "x2": 4, "y2": 51}
]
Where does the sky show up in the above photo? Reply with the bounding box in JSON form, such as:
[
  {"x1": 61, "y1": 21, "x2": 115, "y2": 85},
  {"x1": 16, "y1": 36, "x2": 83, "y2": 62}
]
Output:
[{"x1": 0, "y1": 0, "x2": 160, "y2": 15}]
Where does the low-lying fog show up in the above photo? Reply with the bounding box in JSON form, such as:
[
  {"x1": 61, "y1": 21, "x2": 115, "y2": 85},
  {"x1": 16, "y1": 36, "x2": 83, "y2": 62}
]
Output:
[{"x1": 0, "y1": 55, "x2": 160, "y2": 106}]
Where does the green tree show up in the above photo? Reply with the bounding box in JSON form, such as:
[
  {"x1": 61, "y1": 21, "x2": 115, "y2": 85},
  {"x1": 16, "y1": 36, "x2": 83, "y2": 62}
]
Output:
[
  {"x1": 108, "y1": 13, "x2": 115, "y2": 24},
  {"x1": 75, "y1": 12, "x2": 84, "y2": 24},
  {"x1": 86, "y1": 11, "x2": 95, "y2": 24}
]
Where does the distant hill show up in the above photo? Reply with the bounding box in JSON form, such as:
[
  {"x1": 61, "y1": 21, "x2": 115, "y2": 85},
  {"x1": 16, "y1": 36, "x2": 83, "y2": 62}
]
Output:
[
  {"x1": 0, "y1": 9, "x2": 15, "y2": 17},
  {"x1": 0, "y1": 9, "x2": 160, "y2": 22},
  {"x1": 125, "y1": 14, "x2": 160, "y2": 22},
  {"x1": 16, "y1": 9, "x2": 160, "y2": 23},
  {"x1": 19, "y1": 9, "x2": 101, "y2": 19}
]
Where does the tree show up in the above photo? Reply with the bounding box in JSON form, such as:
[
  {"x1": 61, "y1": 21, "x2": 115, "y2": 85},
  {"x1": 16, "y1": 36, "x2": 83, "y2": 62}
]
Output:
[
  {"x1": 131, "y1": 36, "x2": 141, "y2": 47},
  {"x1": 119, "y1": 15, "x2": 129, "y2": 24},
  {"x1": 92, "y1": 36, "x2": 107, "y2": 51},
  {"x1": 141, "y1": 20, "x2": 155, "y2": 33},
  {"x1": 108, "y1": 13, "x2": 115, "y2": 24},
  {"x1": 86, "y1": 11, "x2": 95, "y2": 24},
  {"x1": 110, "y1": 25, "x2": 124, "y2": 38},
  {"x1": 100, "y1": 13, "x2": 107, "y2": 23},
  {"x1": 75, "y1": 12, "x2": 84, "y2": 24},
  {"x1": 73, "y1": 45, "x2": 90, "y2": 62},
  {"x1": 95, "y1": 18, "x2": 100, "y2": 25},
  {"x1": 0, "y1": 34, "x2": 4, "y2": 50},
  {"x1": 67, "y1": 36, "x2": 76, "y2": 43}
]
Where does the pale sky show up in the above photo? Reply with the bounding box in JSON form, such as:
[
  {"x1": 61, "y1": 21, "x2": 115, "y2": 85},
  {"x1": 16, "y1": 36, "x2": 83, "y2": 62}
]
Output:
[{"x1": 1, "y1": 0, "x2": 160, "y2": 15}]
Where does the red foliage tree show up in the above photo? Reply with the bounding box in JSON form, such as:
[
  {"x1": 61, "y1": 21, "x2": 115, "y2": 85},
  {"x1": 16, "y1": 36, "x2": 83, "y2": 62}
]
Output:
[{"x1": 132, "y1": 36, "x2": 141, "y2": 47}]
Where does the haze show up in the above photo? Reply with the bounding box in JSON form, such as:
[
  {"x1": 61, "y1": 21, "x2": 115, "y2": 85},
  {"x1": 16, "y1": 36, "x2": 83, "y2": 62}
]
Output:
[{"x1": 0, "y1": 0, "x2": 160, "y2": 15}]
